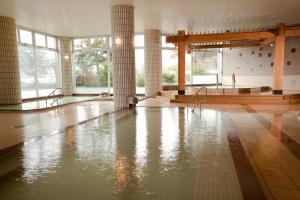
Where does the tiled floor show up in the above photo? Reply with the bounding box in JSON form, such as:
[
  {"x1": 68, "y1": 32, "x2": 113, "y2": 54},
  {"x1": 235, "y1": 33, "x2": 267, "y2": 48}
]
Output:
[{"x1": 1, "y1": 98, "x2": 300, "y2": 199}]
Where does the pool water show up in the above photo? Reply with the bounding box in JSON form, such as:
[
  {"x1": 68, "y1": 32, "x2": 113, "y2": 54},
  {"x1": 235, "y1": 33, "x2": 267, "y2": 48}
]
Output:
[
  {"x1": 0, "y1": 107, "x2": 244, "y2": 200},
  {"x1": 0, "y1": 96, "x2": 96, "y2": 111}
]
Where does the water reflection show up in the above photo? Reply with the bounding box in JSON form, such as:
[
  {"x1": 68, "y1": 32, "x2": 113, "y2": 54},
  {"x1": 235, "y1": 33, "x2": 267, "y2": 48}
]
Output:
[
  {"x1": 23, "y1": 133, "x2": 63, "y2": 182},
  {"x1": 75, "y1": 114, "x2": 116, "y2": 165},
  {"x1": 113, "y1": 110, "x2": 139, "y2": 197},
  {"x1": 135, "y1": 108, "x2": 148, "y2": 178},
  {"x1": 0, "y1": 107, "x2": 243, "y2": 200},
  {"x1": 161, "y1": 108, "x2": 179, "y2": 164}
]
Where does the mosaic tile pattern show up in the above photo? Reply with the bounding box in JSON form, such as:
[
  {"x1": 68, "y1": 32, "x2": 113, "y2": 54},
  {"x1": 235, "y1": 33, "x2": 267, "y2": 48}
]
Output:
[
  {"x1": 0, "y1": 16, "x2": 21, "y2": 104},
  {"x1": 111, "y1": 4, "x2": 136, "y2": 109},
  {"x1": 144, "y1": 29, "x2": 162, "y2": 97},
  {"x1": 59, "y1": 37, "x2": 73, "y2": 96}
]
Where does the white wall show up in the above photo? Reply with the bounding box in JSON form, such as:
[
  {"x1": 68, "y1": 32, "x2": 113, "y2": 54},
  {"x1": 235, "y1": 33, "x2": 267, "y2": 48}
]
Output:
[
  {"x1": 222, "y1": 75, "x2": 300, "y2": 90},
  {"x1": 222, "y1": 37, "x2": 300, "y2": 90}
]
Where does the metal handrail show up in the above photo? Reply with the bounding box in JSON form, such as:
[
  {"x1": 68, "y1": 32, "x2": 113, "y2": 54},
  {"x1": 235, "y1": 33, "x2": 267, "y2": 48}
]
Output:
[
  {"x1": 188, "y1": 86, "x2": 208, "y2": 113},
  {"x1": 46, "y1": 88, "x2": 62, "y2": 108},
  {"x1": 232, "y1": 73, "x2": 236, "y2": 89}
]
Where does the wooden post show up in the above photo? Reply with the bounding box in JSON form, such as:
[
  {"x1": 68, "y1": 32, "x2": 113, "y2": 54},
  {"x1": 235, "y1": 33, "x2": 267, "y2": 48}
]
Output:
[
  {"x1": 178, "y1": 30, "x2": 186, "y2": 95},
  {"x1": 273, "y1": 24, "x2": 285, "y2": 95}
]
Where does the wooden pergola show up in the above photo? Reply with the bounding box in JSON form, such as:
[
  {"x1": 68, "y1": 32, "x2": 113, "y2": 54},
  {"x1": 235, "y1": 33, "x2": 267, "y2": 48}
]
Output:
[{"x1": 166, "y1": 24, "x2": 300, "y2": 95}]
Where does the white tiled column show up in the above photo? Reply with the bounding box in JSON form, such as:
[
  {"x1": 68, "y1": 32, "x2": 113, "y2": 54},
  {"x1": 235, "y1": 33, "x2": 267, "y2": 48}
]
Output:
[
  {"x1": 59, "y1": 37, "x2": 73, "y2": 96},
  {"x1": 0, "y1": 16, "x2": 21, "y2": 104},
  {"x1": 144, "y1": 29, "x2": 162, "y2": 97},
  {"x1": 111, "y1": 3, "x2": 136, "y2": 109}
]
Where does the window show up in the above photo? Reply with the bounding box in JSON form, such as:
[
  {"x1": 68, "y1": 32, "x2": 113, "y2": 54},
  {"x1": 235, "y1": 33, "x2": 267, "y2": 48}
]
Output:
[
  {"x1": 47, "y1": 36, "x2": 56, "y2": 49},
  {"x1": 135, "y1": 49, "x2": 144, "y2": 94},
  {"x1": 162, "y1": 49, "x2": 178, "y2": 85},
  {"x1": 161, "y1": 35, "x2": 222, "y2": 86},
  {"x1": 135, "y1": 35, "x2": 144, "y2": 47},
  {"x1": 162, "y1": 35, "x2": 178, "y2": 85},
  {"x1": 73, "y1": 35, "x2": 146, "y2": 94},
  {"x1": 17, "y1": 28, "x2": 60, "y2": 99},
  {"x1": 135, "y1": 34, "x2": 145, "y2": 94},
  {"x1": 19, "y1": 29, "x2": 33, "y2": 45},
  {"x1": 35, "y1": 33, "x2": 46, "y2": 47},
  {"x1": 191, "y1": 49, "x2": 222, "y2": 84},
  {"x1": 36, "y1": 49, "x2": 59, "y2": 96},
  {"x1": 73, "y1": 37, "x2": 112, "y2": 94},
  {"x1": 19, "y1": 46, "x2": 36, "y2": 98}
]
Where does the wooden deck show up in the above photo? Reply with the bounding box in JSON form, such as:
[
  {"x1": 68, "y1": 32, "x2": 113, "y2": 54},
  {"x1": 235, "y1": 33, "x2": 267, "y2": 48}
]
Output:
[{"x1": 160, "y1": 91, "x2": 300, "y2": 104}]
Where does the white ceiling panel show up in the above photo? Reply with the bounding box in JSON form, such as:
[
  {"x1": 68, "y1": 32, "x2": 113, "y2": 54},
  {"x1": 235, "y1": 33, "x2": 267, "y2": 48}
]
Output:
[{"x1": 0, "y1": 0, "x2": 300, "y2": 37}]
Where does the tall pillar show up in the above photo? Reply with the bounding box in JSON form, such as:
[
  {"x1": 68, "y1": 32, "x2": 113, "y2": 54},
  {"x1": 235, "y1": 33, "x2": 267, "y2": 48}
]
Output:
[
  {"x1": 178, "y1": 30, "x2": 186, "y2": 95},
  {"x1": 273, "y1": 24, "x2": 285, "y2": 95},
  {"x1": 59, "y1": 37, "x2": 73, "y2": 96},
  {"x1": 144, "y1": 29, "x2": 162, "y2": 97},
  {"x1": 111, "y1": 3, "x2": 136, "y2": 109},
  {"x1": 0, "y1": 16, "x2": 21, "y2": 104}
]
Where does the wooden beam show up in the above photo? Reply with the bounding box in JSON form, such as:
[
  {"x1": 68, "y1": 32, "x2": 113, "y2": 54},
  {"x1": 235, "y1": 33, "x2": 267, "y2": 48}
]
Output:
[
  {"x1": 259, "y1": 38, "x2": 274, "y2": 47},
  {"x1": 273, "y1": 24, "x2": 285, "y2": 94},
  {"x1": 190, "y1": 42, "x2": 260, "y2": 49},
  {"x1": 286, "y1": 28, "x2": 300, "y2": 37},
  {"x1": 166, "y1": 31, "x2": 274, "y2": 44},
  {"x1": 178, "y1": 30, "x2": 186, "y2": 95}
]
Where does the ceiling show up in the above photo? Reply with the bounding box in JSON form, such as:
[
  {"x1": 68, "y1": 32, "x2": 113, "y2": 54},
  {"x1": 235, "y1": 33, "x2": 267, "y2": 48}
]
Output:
[{"x1": 1, "y1": 0, "x2": 300, "y2": 37}]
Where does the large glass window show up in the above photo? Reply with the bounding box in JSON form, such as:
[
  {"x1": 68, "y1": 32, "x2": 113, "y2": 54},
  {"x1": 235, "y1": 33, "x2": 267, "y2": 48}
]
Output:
[
  {"x1": 135, "y1": 49, "x2": 145, "y2": 94},
  {"x1": 17, "y1": 28, "x2": 60, "y2": 99},
  {"x1": 161, "y1": 35, "x2": 222, "y2": 86},
  {"x1": 73, "y1": 35, "x2": 146, "y2": 94},
  {"x1": 19, "y1": 46, "x2": 36, "y2": 98},
  {"x1": 73, "y1": 37, "x2": 112, "y2": 94},
  {"x1": 19, "y1": 29, "x2": 33, "y2": 45},
  {"x1": 191, "y1": 49, "x2": 222, "y2": 84},
  {"x1": 35, "y1": 33, "x2": 46, "y2": 47},
  {"x1": 135, "y1": 35, "x2": 145, "y2": 94},
  {"x1": 36, "y1": 49, "x2": 59, "y2": 96},
  {"x1": 162, "y1": 49, "x2": 178, "y2": 85}
]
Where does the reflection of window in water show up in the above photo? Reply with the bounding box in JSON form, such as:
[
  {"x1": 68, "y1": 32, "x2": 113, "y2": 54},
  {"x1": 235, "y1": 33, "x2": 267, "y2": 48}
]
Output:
[
  {"x1": 23, "y1": 133, "x2": 63, "y2": 182},
  {"x1": 161, "y1": 108, "x2": 179, "y2": 164}
]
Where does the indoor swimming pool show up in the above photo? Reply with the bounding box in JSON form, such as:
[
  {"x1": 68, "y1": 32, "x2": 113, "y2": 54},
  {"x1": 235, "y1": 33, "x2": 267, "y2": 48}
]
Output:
[
  {"x1": 0, "y1": 107, "x2": 267, "y2": 200},
  {"x1": 0, "y1": 96, "x2": 97, "y2": 111}
]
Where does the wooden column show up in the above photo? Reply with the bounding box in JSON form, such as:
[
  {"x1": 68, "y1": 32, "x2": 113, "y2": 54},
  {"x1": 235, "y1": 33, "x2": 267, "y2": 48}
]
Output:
[
  {"x1": 178, "y1": 30, "x2": 186, "y2": 95},
  {"x1": 273, "y1": 24, "x2": 285, "y2": 95}
]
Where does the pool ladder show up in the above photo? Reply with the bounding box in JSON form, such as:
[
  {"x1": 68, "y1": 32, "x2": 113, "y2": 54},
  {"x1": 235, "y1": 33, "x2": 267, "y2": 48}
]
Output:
[
  {"x1": 188, "y1": 86, "x2": 208, "y2": 113},
  {"x1": 46, "y1": 88, "x2": 63, "y2": 108}
]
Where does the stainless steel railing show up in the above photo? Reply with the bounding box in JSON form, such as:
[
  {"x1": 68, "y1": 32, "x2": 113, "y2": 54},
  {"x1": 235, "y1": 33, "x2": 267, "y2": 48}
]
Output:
[
  {"x1": 232, "y1": 73, "x2": 236, "y2": 89},
  {"x1": 188, "y1": 86, "x2": 208, "y2": 113},
  {"x1": 46, "y1": 88, "x2": 62, "y2": 108}
]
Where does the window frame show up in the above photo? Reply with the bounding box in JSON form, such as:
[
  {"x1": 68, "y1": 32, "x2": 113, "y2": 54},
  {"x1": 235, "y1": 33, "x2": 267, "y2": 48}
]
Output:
[
  {"x1": 17, "y1": 26, "x2": 61, "y2": 99},
  {"x1": 72, "y1": 33, "x2": 146, "y2": 94}
]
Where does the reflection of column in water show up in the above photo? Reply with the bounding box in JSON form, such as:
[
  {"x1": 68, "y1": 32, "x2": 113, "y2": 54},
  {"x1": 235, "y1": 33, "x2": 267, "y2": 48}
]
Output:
[
  {"x1": 65, "y1": 127, "x2": 74, "y2": 148},
  {"x1": 144, "y1": 108, "x2": 162, "y2": 192},
  {"x1": 113, "y1": 109, "x2": 139, "y2": 197},
  {"x1": 177, "y1": 107, "x2": 186, "y2": 162}
]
